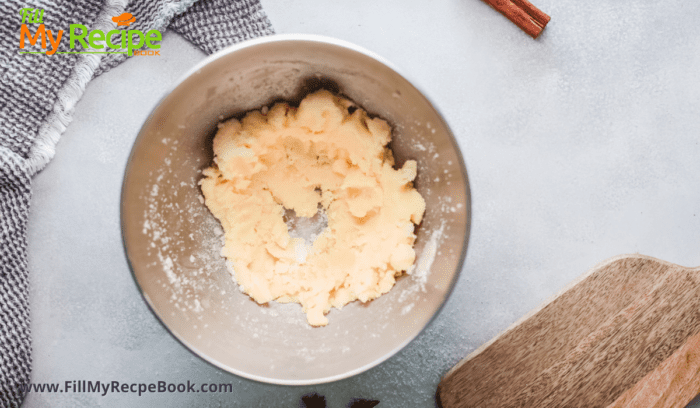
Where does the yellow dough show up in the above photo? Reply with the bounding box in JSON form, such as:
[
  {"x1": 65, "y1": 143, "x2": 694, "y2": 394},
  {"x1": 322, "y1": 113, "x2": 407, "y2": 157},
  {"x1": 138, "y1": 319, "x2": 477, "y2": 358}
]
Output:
[{"x1": 200, "y1": 90, "x2": 426, "y2": 326}]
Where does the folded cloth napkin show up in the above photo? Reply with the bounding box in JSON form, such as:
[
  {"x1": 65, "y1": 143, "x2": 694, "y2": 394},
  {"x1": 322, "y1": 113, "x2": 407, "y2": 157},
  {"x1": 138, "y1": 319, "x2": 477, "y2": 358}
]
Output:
[{"x1": 0, "y1": 0, "x2": 273, "y2": 406}]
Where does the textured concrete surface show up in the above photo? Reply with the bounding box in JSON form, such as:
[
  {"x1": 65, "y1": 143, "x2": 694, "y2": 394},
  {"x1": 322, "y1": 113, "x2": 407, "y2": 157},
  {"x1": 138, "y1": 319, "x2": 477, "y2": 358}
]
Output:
[{"x1": 25, "y1": 0, "x2": 700, "y2": 406}]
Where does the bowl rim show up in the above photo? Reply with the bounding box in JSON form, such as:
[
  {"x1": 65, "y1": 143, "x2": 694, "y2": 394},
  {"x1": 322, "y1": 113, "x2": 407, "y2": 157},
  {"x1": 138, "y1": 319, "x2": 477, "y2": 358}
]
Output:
[{"x1": 120, "y1": 32, "x2": 472, "y2": 386}]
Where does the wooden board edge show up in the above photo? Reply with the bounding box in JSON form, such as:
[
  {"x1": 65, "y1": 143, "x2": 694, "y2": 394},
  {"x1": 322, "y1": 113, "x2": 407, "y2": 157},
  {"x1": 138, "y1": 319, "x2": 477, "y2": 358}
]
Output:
[
  {"x1": 440, "y1": 254, "x2": 691, "y2": 381},
  {"x1": 605, "y1": 329, "x2": 700, "y2": 408}
]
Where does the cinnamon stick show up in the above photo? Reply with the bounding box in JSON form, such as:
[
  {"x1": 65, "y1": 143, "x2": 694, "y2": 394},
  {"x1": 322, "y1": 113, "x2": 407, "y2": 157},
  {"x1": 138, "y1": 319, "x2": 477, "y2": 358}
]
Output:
[{"x1": 483, "y1": 0, "x2": 551, "y2": 38}]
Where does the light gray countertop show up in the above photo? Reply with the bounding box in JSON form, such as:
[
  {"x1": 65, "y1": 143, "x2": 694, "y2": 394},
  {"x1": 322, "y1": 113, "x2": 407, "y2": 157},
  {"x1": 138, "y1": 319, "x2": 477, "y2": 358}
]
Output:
[{"x1": 24, "y1": 0, "x2": 700, "y2": 406}]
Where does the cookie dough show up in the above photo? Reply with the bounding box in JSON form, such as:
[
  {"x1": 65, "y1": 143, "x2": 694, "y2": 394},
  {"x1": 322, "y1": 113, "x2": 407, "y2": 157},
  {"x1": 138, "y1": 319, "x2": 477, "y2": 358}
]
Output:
[{"x1": 200, "y1": 90, "x2": 425, "y2": 326}]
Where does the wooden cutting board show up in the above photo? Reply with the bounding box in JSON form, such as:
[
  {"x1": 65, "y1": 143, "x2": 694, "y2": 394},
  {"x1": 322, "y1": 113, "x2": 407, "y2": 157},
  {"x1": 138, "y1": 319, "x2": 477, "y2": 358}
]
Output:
[{"x1": 436, "y1": 255, "x2": 700, "y2": 408}]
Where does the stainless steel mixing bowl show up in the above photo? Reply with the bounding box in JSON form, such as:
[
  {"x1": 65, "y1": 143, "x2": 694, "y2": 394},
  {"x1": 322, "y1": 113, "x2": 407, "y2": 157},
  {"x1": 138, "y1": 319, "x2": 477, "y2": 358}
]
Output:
[{"x1": 121, "y1": 34, "x2": 470, "y2": 385}]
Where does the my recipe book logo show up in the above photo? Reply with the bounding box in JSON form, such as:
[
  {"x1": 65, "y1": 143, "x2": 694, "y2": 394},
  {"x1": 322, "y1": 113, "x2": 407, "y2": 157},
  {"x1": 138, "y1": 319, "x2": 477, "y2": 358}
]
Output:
[{"x1": 18, "y1": 8, "x2": 161, "y2": 56}]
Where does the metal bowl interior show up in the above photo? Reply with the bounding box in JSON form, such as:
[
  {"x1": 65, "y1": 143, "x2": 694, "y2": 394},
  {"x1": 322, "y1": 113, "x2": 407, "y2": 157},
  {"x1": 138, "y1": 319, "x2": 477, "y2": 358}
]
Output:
[{"x1": 121, "y1": 34, "x2": 471, "y2": 385}]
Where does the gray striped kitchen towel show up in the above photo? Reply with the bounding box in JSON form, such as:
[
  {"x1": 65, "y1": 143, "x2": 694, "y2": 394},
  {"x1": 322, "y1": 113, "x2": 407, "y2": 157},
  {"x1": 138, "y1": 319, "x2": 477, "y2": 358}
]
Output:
[{"x1": 0, "y1": 1, "x2": 273, "y2": 406}]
